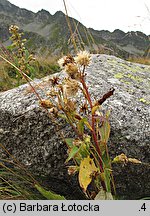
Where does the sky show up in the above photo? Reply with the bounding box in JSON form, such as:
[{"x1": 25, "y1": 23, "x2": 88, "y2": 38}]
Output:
[{"x1": 8, "y1": 0, "x2": 150, "y2": 35}]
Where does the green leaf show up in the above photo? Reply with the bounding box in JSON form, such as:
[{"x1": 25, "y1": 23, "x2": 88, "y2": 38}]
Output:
[
  {"x1": 77, "y1": 119, "x2": 84, "y2": 134},
  {"x1": 58, "y1": 113, "x2": 68, "y2": 121},
  {"x1": 66, "y1": 145, "x2": 79, "y2": 162},
  {"x1": 35, "y1": 184, "x2": 65, "y2": 200},
  {"x1": 105, "y1": 110, "x2": 111, "y2": 118},
  {"x1": 99, "y1": 120, "x2": 110, "y2": 144},
  {"x1": 101, "y1": 151, "x2": 112, "y2": 192},
  {"x1": 65, "y1": 138, "x2": 74, "y2": 148},
  {"x1": 104, "y1": 167, "x2": 111, "y2": 192},
  {"x1": 140, "y1": 197, "x2": 150, "y2": 200},
  {"x1": 25, "y1": 49, "x2": 29, "y2": 59},
  {"x1": 77, "y1": 118, "x2": 93, "y2": 134},
  {"x1": 78, "y1": 142, "x2": 90, "y2": 158},
  {"x1": 94, "y1": 189, "x2": 113, "y2": 200}
]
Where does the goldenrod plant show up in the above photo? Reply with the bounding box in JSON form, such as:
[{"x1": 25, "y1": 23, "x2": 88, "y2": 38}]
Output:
[
  {"x1": 1, "y1": 42, "x2": 144, "y2": 199},
  {"x1": 0, "y1": 26, "x2": 61, "y2": 91},
  {"x1": 38, "y1": 50, "x2": 115, "y2": 199},
  {"x1": 8, "y1": 25, "x2": 36, "y2": 85},
  {"x1": 0, "y1": 22, "x2": 148, "y2": 199}
]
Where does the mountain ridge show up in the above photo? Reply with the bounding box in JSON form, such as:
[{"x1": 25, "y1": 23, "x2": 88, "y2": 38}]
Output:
[{"x1": 0, "y1": 0, "x2": 150, "y2": 58}]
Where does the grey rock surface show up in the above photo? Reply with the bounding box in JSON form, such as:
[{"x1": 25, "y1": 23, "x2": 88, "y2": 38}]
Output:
[{"x1": 0, "y1": 54, "x2": 150, "y2": 199}]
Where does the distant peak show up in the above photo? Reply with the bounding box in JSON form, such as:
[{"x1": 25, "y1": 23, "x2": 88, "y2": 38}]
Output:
[
  {"x1": 54, "y1": 10, "x2": 65, "y2": 17},
  {"x1": 35, "y1": 9, "x2": 52, "y2": 21},
  {"x1": 113, "y1": 29, "x2": 125, "y2": 34},
  {"x1": 37, "y1": 9, "x2": 51, "y2": 15},
  {"x1": 0, "y1": 0, "x2": 7, "y2": 3},
  {"x1": 0, "y1": 0, "x2": 10, "y2": 6}
]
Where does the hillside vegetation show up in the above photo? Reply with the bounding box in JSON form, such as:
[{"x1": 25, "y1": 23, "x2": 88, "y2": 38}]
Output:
[
  {"x1": 0, "y1": 0, "x2": 149, "y2": 92},
  {"x1": 0, "y1": 0, "x2": 150, "y2": 57}
]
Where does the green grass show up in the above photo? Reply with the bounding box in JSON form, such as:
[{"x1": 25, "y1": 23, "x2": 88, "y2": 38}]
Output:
[
  {"x1": 0, "y1": 142, "x2": 66, "y2": 200},
  {"x1": 0, "y1": 164, "x2": 42, "y2": 200},
  {"x1": 0, "y1": 56, "x2": 61, "y2": 92}
]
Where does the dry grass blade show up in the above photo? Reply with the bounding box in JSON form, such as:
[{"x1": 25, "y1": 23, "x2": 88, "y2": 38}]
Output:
[
  {"x1": 63, "y1": 0, "x2": 77, "y2": 52},
  {"x1": 0, "y1": 143, "x2": 45, "y2": 200}
]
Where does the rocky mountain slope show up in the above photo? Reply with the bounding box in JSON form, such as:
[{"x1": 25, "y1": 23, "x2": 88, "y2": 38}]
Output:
[{"x1": 0, "y1": 0, "x2": 149, "y2": 58}]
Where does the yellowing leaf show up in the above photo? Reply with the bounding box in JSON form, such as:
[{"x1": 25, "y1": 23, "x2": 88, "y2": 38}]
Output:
[
  {"x1": 92, "y1": 105, "x2": 100, "y2": 115},
  {"x1": 99, "y1": 120, "x2": 110, "y2": 144},
  {"x1": 128, "y1": 158, "x2": 141, "y2": 164},
  {"x1": 79, "y1": 156, "x2": 98, "y2": 191},
  {"x1": 112, "y1": 153, "x2": 128, "y2": 164},
  {"x1": 84, "y1": 120, "x2": 93, "y2": 131},
  {"x1": 112, "y1": 153, "x2": 141, "y2": 165},
  {"x1": 39, "y1": 100, "x2": 53, "y2": 108}
]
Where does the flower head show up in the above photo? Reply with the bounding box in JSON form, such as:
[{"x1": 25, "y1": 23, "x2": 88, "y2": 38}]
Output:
[
  {"x1": 58, "y1": 55, "x2": 74, "y2": 69},
  {"x1": 64, "y1": 99, "x2": 77, "y2": 112},
  {"x1": 63, "y1": 78, "x2": 79, "y2": 98},
  {"x1": 49, "y1": 76, "x2": 60, "y2": 87},
  {"x1": 65, "y1": 63, "x2": 78, "y2": 74},
  {"x1": 9, "y1": 25, "x2": 19, "y2": 33},
  {"x1": 75, "y1": 50, "x2": 91, "y2": 66},
  {"x1": 57, "y1": 56, "x2": 66, "y2": 69},
  {"x1": 64, "y1": 63, "x2": 80, "y2": 80},
  {"x1": 39, "y1": 100, "x2": 53, "y2": 109}
]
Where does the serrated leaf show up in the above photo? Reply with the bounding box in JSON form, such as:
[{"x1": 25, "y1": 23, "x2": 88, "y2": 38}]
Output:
[
  {"x1": 79, "y1": 156, "x2": 98, "y2": 191},
  {"x1": 35, "y1": 184, "x2": 65, "y2": 200}
]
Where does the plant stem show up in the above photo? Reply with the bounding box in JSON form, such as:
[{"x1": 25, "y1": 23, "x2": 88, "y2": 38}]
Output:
[{"x1": 80, "y1": 74, "x2": 107, "y2": 190}]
